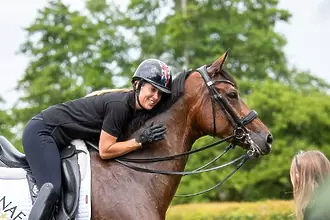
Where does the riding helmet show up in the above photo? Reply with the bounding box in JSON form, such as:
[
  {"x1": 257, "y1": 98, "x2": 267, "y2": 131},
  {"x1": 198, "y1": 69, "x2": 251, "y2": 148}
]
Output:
[{"x1": 132, "y1": 59, "x2": 172, "y2": 94}]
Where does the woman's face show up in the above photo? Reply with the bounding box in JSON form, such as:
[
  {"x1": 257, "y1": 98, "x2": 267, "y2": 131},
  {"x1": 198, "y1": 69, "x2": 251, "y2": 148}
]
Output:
[{"x1": 136, "y1": 82, "x2": 162, "y2": 110}]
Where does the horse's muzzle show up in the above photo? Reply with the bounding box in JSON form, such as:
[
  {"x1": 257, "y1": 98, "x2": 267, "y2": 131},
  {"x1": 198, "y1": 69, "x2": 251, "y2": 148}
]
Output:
[
  {"x1": 248, "y1": 132, "x2": 273, "y2": 157},
  {"x1": 264, "y1": 133, "x2": 273, "y2": 154}
]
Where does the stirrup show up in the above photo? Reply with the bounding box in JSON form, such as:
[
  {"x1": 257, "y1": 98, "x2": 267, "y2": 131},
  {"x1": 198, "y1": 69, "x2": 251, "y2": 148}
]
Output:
[{"x1": 28, "y1": 182, "x2": 58, "y2": 220}]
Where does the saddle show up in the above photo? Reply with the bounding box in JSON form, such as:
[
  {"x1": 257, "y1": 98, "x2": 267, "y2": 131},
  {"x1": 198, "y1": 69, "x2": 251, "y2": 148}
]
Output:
[{"x1": 0, "y1": 136, "x2": 81, "y2": 220}]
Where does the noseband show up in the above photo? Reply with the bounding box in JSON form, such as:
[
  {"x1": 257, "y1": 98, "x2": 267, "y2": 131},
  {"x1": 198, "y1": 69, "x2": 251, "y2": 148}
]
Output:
[{"x1": 91, "y1": 66, "x2": 261, "y2": 197}]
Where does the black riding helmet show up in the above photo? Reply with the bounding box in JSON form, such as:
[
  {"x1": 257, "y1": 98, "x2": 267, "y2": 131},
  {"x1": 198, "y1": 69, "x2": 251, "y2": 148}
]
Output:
[{"x1": 132, "y1": 59, "x2": 172, "y2": 94}]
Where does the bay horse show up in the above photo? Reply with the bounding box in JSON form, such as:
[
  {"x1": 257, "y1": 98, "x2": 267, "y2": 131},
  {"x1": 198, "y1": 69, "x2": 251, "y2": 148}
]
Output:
[
  {"x1": 0, "y1": 50, "x2": 272, "y2": 220},
  {"x1": 90, "y1": 50, "x2": 272, "y2": 219}
]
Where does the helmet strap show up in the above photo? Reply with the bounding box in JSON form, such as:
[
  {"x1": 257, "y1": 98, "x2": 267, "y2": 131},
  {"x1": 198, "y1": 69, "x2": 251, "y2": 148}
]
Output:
[{"x1": 135, "y1": 80, "x2": 148, "y2": 110}]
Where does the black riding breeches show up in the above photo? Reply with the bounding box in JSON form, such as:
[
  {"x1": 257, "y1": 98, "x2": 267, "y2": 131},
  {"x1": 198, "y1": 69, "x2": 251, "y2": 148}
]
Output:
[{"x1": 22, "y1": 115, "x2": 62, "y2": 198}]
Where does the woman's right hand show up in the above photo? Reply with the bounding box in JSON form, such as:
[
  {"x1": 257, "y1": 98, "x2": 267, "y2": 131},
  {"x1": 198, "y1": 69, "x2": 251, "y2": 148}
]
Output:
[{"x1": 136, "y1": 122, "x2": 166, "y2": 146}]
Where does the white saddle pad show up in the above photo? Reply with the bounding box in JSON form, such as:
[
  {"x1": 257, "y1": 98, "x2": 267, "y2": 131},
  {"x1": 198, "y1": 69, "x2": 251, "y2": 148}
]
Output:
[{"x1": 0, "y1": 139, "x2": 91, "y2": 220}]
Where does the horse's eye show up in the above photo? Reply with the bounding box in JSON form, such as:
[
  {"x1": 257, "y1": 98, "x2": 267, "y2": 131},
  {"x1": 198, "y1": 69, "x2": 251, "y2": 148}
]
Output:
[{"x1": 227, "y1": 92, "x2": 238, "y2": 100}]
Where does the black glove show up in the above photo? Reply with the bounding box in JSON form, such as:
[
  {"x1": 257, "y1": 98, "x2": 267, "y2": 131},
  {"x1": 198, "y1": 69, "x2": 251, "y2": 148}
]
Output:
[{"x1": 136, "y1": 122, "x2": 166, "y2": 146}]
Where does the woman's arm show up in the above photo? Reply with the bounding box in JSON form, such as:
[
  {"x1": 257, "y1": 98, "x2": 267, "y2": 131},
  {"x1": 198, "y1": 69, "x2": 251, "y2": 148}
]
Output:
[
  {"x1": 98, "y1": 130, "x2": 142, "y2": 160},
  {"x1": 98, "y1": 122, "x2": 167, "y2": 160}
]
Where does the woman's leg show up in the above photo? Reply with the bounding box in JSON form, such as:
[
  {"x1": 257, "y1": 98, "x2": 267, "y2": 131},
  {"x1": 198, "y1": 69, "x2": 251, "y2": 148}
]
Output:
[{"x1": 22, "y1": 117, "x2": 62, "y2": 219}]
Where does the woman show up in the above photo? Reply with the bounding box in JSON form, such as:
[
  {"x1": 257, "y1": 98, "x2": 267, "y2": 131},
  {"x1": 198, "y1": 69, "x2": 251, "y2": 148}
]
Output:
[
  {"x1": 22, "y1": 59, "x2": 173, "y2": 220},
  {"x1": 290, "y1": 150, "x2": 330, "y2": 220}
]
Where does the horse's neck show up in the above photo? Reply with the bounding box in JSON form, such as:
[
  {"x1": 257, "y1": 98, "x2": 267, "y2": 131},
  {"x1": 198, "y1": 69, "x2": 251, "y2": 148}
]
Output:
[
  {"x1": 140, "y1": 96, "x2": 200, "y2": 213},
  {"x1": 150, "y1": 97, "x2": 198, "y2": 161},
  {"x1": 158, "y1": 78, "x2": 202, "y2": 158}
]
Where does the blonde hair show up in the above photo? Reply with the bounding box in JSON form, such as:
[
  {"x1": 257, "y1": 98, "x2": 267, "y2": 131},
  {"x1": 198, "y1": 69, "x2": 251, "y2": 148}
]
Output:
[
  {"x1": 290, "y1": 150, "x2": 330, "y2": 220},
  {"x1": 85, "y1": 88, "x2": 132, "y2": 97}
]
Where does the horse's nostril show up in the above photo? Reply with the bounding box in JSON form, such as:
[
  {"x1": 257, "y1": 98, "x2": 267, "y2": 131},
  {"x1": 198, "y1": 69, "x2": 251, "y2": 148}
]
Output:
[{"x1": 266, "y1": 134, "x2": 273, "y2": 144}]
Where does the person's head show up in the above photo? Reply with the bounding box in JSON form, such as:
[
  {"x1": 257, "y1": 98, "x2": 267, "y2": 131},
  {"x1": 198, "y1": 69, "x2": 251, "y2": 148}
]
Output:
[
  {"x1": 132, "y1": 59, "x2": 172, "y2": 110},
  {"x1": 290, "y1": 150, "x2": 330, "y2": 220}
]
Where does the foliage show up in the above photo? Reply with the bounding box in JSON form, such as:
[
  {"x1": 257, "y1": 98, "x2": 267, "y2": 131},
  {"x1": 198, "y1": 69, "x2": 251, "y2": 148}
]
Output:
[
  {"x1": 14, "y1": 0, "x2": 134, "y2": 125},
  {"x1": 0, "y1": 98, "x2": 19, "y2": 150},
  {"x1": 5, "y1": 0, "x2": 330, "y2": 205},
  {"x1": 125, "y1": 0, "x2": 292, "y2": 81},
  {"x1": 13, "y1": 0, "x2": 301, "y2": 125},
  {"x1": 166, "y1": 200, "x2": 295, "y2": 220},
  {"x1": 0, "y1": 107, "x2": 12, "y2": 139},
  {"x1": 173, "y1": 79, "x2": 330, "y2": 204}
]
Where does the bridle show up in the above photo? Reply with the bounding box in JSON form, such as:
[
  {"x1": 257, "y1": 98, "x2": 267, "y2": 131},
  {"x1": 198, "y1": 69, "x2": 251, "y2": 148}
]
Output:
[
  {"x1": 87, "y1": 65, "x2": 260, "y2": 197},
  {"x1": 197, "y1": 65, "x2": 259, "y2": 152}
]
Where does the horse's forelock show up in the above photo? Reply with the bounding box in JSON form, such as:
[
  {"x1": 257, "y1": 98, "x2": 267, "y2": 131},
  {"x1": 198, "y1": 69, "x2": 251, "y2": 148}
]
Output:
[{"x1": 218, "y1": 69, "x2": 237, "y2": 88}]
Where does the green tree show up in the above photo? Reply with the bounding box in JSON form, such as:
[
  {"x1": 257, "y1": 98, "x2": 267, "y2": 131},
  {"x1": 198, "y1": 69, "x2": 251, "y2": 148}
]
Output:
[
  {"x1": 14, "y1": 0, "x2": 328, "y2": 124},
  {"x1": 123, "y1": 0, "x2": 329, "y2": 90},
  {"x1": 11, "y1": 0, "x2": 330, "y2": 205},
  {"x1": 124, "y1": 0, "x2": 291, "y2": 79},
  {"x1": 173, "y1": 79, "x2": 330, "y2": 204},
  {"x1": 0, "y1": 99, "x2": 11, "y2": 137},
  {"x1": 14, "y1": 0, "x2": 133, "y2": 125},
  {"x1": 0, "y1": 98, "x2": 19, "y2": 150}
]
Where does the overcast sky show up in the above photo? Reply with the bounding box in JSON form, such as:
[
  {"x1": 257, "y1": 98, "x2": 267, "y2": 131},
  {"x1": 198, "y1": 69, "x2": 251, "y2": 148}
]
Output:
[{"x1": 0, "y1": 0, "x2": 329, "y2": 108}]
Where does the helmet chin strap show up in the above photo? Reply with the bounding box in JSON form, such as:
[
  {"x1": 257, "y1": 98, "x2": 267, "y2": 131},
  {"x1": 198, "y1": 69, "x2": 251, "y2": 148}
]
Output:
[{"x1": 135, "y1": 80, "x2": 148, "y2": 111}]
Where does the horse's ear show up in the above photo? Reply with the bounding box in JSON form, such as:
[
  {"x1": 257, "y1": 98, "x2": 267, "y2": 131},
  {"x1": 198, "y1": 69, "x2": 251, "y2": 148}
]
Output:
[{"x1": 207, "y1": 49, "x2": 230, "y2": 75}]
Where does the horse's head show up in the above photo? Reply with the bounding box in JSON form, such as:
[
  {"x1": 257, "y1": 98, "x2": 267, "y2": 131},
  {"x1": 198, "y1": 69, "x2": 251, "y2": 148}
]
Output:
[{"x1": 186, "y1": 50, "x2": 272, "y2": 157}]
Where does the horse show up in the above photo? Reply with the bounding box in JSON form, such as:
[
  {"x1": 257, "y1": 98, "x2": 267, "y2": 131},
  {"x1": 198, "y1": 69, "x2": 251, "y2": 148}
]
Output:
[{"x1": 0, "y1": 50, "x2": 272, "y2": 220}]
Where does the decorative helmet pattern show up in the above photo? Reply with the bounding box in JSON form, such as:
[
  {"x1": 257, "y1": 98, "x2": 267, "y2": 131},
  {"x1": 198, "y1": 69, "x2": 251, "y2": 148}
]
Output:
[{"x1": 132, "y1": 59, "x2": 172, "y2": 94}]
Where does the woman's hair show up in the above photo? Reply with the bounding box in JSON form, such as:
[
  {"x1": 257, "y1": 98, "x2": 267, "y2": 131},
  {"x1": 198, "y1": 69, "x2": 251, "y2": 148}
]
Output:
[
  {"x1": 290, "y1": 150, "x2": 330, "y2": 220},
  {"x1": 85, "y1": 88, "x2": 132, "y2": 97}
]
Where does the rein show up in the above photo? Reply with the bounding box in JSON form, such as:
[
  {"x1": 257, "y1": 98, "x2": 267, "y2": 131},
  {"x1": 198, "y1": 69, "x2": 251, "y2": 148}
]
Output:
[
  {"x1": 88, "y1": 65, "x2": 260, "y2": 197},
  {"x1": 113, "y1": 135, "x2": 235, "y2": 163}
]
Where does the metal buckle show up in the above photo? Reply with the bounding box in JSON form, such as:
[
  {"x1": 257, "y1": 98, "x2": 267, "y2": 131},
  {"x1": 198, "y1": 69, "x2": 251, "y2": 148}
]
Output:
[{"x1": 234, "y1": 127, "x2": 246, "y2": 140}]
